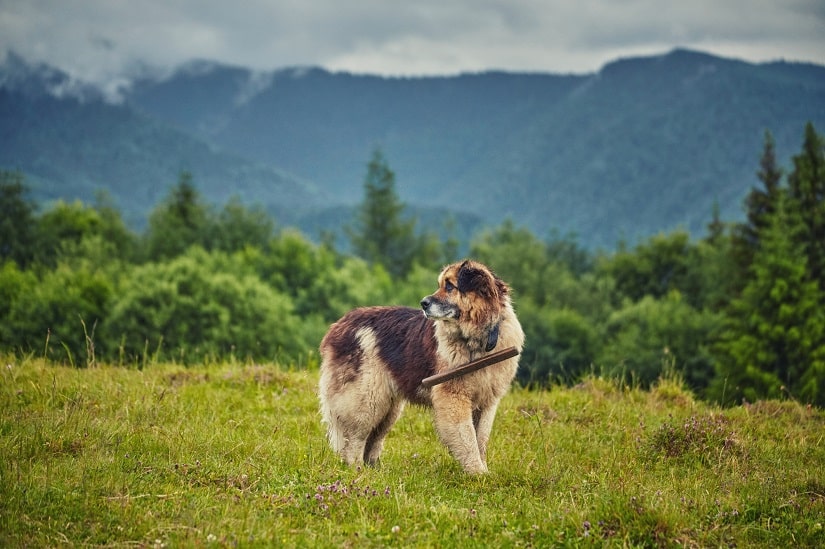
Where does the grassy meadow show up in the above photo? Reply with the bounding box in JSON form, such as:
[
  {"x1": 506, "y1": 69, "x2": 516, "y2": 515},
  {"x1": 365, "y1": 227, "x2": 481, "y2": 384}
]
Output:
[{"x1": 1, "y1": 357, "x2": 823, "y2": 547}]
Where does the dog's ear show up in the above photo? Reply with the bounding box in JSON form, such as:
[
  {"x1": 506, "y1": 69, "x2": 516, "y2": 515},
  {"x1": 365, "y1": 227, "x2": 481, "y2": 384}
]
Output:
[
  {"x1": 457, "y1": 261, "x2": 493, "y2": 297},
  {"x1": 494, "y1": 276, "x2": 509, "y2": 298}
]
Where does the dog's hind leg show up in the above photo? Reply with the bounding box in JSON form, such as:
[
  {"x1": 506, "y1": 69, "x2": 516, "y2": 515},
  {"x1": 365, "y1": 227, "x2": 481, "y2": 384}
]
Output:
[
  {"x1": 363, "y1": 399, "x2": 405, "y2": 465},
  {"x1": 321, "y1": 406, "x2": 367, "y2": 465},
  {"x1": 330, "y1": 391, "x2": 399, "y2": 467},
  {"x1": 320, "y1": 390, "x2": 372, "y2": 466}
]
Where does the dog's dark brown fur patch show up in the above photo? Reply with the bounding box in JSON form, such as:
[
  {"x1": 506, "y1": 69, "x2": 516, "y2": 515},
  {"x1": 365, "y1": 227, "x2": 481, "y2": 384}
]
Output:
[{"x1": 320, "y1": 306, "x2": 438, "y2": 405}]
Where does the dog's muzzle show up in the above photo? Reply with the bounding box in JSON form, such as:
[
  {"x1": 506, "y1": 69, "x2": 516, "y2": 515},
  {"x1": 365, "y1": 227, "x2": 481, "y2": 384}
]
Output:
[{"x1": 420, "y1": 296, "x2": 458, "y2": 320}]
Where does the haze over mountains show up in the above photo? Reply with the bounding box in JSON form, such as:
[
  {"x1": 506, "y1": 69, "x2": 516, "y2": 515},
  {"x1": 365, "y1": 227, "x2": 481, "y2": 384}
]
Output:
[{"x1": 2, "y1": 48, "x2": 824, "y2": 248}]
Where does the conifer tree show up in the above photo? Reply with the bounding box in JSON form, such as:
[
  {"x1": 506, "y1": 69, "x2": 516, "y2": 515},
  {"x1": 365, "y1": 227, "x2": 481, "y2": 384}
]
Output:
[
  {"x1": 712, "y1": 196, "x2": 825, "y2": 405},
  {"x1": 786, "y1": 122, "x2": 825, "y2": 294},
  {"x1": 144, "y1": 171, "x2": 210, "y2": 260},
  {"x1": 347, "y1": 149, "x2": 419, "y2": 278},
  {"x1": 694, "y1": 205, "x2": 737, "y2": 311},
  {"x1": 731, "y1": 130, "x2": 783, "y2": 285},
  {"x1": 705, "y1": 200, "x2": 726, "y2": 246},
  {"x1": 0, "y1": 171, "x2": 36, "y2": 267}
]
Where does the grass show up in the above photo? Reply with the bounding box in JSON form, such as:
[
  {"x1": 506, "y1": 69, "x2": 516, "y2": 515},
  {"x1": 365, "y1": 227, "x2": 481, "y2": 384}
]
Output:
[{"x1": 1, "y1": 357, "x2": 823, "y2": 547}]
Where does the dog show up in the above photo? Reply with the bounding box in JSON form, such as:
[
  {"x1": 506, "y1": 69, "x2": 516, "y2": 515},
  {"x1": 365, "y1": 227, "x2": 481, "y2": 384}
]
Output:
[{"x1": 318, "y1": 260, "x2": 524, "y2": 474}]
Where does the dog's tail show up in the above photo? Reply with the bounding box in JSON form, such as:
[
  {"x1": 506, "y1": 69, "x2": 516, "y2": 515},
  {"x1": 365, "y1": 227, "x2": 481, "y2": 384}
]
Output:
[{"x1": 318, "y1": 371, "x2": 346, "y2": 453}]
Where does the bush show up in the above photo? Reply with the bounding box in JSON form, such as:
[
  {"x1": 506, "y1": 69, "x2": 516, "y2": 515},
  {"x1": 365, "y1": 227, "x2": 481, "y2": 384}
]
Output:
[
  {"x1": 102, "y1": 248, "x2": 308, "y2": 365},
  {"x1": 0, "y1": 262, "x2": 37, "y2": 350},
  {"x1": 516, "y1": 299, "x2": 600, "y2": 386},
  {"x1": 295, "y1": 256, "x2": 394, "y2": 322},
  {"x1": 0, "y1": 261, "x2": 111, "y2": 364},
  {"x1": 598, "y1": 292, "x2": 721, "y2": 391}
]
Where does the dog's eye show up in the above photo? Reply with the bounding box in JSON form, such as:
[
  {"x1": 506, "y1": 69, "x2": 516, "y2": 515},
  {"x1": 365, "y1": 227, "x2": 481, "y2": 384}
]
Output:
[{"x1": 445, "y1": 281, "x2": 456, "y2": 293}]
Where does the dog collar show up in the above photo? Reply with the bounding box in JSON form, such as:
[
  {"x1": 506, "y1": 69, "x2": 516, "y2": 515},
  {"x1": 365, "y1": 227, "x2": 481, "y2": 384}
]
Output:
[{"x1": 485, "y1": 323, "x2": 500, "y2": 352}]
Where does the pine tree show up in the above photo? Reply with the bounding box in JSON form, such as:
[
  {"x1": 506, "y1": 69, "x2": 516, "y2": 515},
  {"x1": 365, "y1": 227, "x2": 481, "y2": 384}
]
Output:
[
  {"x1": 347, "y1": 149, "x2": 419, "y2": 278},
  {"x1": 144, "y1": 171, "x2": 210, "y2": 260},
  {"x1": 786, "y1": 122, "x2": 825, "y2": 294},
  {"x1": 712, "y1": 196, "x2": 825, "y2": 405},
  {"x1": 0, "y1": 171, "x2": 36, "y2": 267},
  {"x1": 705, "y1": 200, "x2": 726, "y2": 246},
  {"x1": 695, "y1": 206, "x2": 737, "y2": 311},
  {"x1": 731, "y1": 131, "x2": 783, "y2": 285}
]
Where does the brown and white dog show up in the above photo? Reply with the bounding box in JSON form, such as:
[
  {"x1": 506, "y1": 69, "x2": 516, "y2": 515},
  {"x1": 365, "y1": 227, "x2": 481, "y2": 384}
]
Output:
[{"x1": 318, "y1": 260, "x2": 524, "y2": 474}]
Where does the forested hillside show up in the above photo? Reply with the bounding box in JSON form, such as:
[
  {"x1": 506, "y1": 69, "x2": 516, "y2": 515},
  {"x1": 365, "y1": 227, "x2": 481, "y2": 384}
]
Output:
[{"x1": 2, "y1": 48, "x2": 824, "y2": 247}]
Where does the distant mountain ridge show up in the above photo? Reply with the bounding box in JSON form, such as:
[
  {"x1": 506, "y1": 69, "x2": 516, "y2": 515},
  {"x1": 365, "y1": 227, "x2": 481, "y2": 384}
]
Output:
[
  {"x1": 2, "y1": 48, "x2": 824, "y2": 247},
  {"x1": 0, "y1": 53, "x2": 325, "y2": 228}
]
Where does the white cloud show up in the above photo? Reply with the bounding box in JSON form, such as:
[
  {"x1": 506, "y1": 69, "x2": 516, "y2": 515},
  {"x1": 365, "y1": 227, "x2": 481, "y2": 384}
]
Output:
[{"x1": 1, "y1": 0, "x2": 822, "y2": 85}]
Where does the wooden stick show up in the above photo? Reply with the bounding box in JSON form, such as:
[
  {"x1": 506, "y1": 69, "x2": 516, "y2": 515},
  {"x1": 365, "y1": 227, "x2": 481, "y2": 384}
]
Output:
[{"x1": 421, "y1": 346, "x2": 519, "y2": 388}]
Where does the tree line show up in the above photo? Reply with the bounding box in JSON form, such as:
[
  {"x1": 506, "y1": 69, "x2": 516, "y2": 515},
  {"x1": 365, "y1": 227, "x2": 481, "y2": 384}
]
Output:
[{"x1": 1, "y1": 124, "x2": 823, "y2": 405}]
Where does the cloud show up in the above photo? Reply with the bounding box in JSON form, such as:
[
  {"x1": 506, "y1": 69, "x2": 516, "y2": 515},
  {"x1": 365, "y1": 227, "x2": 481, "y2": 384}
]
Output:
[{"x1": 1, "y1": 0, "x2": 823, "y2": 86}]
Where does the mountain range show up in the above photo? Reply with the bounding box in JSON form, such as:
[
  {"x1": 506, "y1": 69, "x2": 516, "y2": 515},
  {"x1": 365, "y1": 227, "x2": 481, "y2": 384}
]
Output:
[{"x1": 2, "y1": 48, "x2": 824, "y2": 248}]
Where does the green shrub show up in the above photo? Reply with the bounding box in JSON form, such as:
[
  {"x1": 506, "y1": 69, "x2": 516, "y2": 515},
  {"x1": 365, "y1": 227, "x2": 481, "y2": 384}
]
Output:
[
  {"x1": 0, "y1": 261, "x2": 111, "y2": 364},
  {"x1": 516, "y1": 300, "x2": 600, "y2": 386},
  {"x1": 102, "y1": 248, "x2": 307, "y2": 365},
  {"x1": 598, "y1": 292, "x2": 721, "y2": 390}
]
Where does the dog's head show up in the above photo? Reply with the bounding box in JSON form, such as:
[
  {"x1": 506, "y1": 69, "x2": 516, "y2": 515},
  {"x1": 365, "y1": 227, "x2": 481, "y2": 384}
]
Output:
[{"x1": 420, "y1": 260, "x2": 509, "y2": 328}]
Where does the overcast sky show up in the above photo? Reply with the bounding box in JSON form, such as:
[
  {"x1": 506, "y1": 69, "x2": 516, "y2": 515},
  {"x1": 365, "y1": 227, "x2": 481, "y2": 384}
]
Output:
[{"x1": 1, "y1": 0, "x2": 823, "y2": 85}]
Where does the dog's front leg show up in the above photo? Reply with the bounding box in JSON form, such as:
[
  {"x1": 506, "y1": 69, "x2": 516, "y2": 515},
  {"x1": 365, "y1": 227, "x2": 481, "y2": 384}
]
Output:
[
  {"x1": 432, "y1": 387, "x2": 487, "y2": 474},
  {"x1": 473, "y1": 400, "x2": 500, "y2": 467}
]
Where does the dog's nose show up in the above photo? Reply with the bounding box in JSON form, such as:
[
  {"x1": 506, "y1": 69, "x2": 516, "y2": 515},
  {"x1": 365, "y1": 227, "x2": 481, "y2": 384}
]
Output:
[{"x1": 420, "y1": 297, "x2": 432, "y2": 311}]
